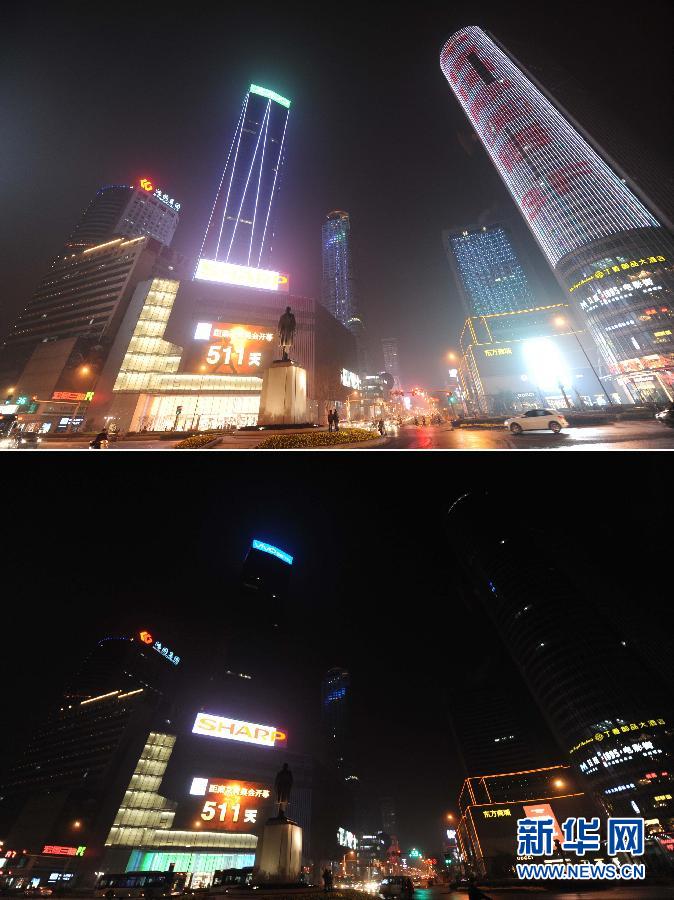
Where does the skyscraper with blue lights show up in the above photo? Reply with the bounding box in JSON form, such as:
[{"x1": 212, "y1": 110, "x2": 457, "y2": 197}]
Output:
[
  {"x1": 322, "y1": 211, "x2": 357, "y2": 328},
  {"x1": 322, "y1": 667, "x2": 351, "y2": 772},
  {"x1": 199, "y1": 85, "x2": 290, "y2": 270},
  {"x1": 443, "y1": 224, "x2": 535, "y2": 317}
]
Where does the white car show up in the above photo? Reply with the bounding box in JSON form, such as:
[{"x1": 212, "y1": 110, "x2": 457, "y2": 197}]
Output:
[{"x1": 505, "y1": 408, "x2": 568, "y2": 434}]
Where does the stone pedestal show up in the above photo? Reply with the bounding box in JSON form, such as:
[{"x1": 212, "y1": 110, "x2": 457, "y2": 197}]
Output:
[
  {"x1": 257, "y1": 360, "x2": 307, "y2": 426},
  {"x1": 255, "y1": 815, "x2": 303, "y2": 884}
]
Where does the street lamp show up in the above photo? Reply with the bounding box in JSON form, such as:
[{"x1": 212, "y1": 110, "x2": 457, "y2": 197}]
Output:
[{"x1": 553, "y1": 316, "x2": 614, "y2": 407}]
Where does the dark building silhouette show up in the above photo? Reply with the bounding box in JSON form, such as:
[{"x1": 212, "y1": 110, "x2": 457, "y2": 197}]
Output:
[{"x1": 446, "y1": 491, "x2": 674, "y2": 831}]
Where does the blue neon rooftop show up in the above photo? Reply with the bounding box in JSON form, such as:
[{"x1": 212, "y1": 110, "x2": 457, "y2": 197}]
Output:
[{"x1": 252, "y1": 540, "x2": 293, "y2": 565}]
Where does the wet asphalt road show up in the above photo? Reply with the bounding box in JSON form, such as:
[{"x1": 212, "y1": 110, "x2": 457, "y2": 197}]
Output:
[{"x1": 380, "y1": 421, "x2": 674, "y2": 450}]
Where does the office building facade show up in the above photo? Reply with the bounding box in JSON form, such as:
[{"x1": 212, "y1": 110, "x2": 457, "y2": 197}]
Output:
[
  {"x1": 199, "y1": 85, "x2": 290, "y2": 270},
  {"x1": 86, "y1": 273, "x2": 358, "y2": 433},
  {"x1": 63, "y1": 181, "x2": 180, "y2": 255},
  {"x1": 456, "y1": 765, "x2": 596, "y2": 879},
  {"x1": 457, "y1": 302, "x2": 610, "y2": 414},
  {"x1": 441, "y1": 27, "x2": 674, "y2": 403},
  {"x1": 446, "y1": 492, "x2": 674, "y2": 833},
  {"x1": 0, "y1": 632, "x2": 351, "y2": 891},
  {"x1": 443, "y1": 225, "x2": 535, "y2": 317},
  {"x1": 381, "y1": 338, "x2": 402, "y2": 391},
  {"x1": 1, "y1": 237, "x2": 186, "y2": 394}
]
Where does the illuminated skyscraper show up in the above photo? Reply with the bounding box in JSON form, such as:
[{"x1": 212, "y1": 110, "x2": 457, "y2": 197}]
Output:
[
  {"x1": 441, "y1": 28, "x2": 674, "y2": 403},
  {"x1": 443, "y1": 224, "x2": 535, "y2": 316},
  {"x1": 381, "y1": 338, "x2": 402, "y2": 391},
  {"x1": 63, "y1": 180, "x2": 181, "y2": 255},
  {"x1": 322, "y1": 211, "x2": 357, "y2": 327},
  {"x1": 198, "y1": 85, "x2": 290, "y2": 271}
]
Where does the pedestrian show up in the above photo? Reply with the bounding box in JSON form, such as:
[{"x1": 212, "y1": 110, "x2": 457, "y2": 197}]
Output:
[
  {"x1": 378, "y1": 418, "x2": 386, "y2": 436},
  {"x1": 89, "y1": 429, "x2": 109, "y2": 449},
  {"x1": 327, "y1": 409, "x2": 334, "y2": 432},
  {"x1": 333, "y1": 408, "x2": 340, "y2": 432},
  {"x1": 422, "y1": 416, "x2": 426, "y2": 427},
  {"x1": 414, "y1": 416, "x2": 419, "y2": 426},
  {"x1": 322, "y1": 868, "x2": 332, "y2": 892}
]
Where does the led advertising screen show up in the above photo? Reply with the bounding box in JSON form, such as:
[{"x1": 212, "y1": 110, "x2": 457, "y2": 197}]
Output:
[
  {"x1": 173, "y1": 776, "x2": 273, "y2": 833},
  {"x1": 192, "y1": 712, "x2": 288, "y2": 748},
  {"x1": 182, "y1": 322, "x2": 275, "y2": 377},
  {"x1": 194, "y1": 258, "x2": 290, "y2": 292}
]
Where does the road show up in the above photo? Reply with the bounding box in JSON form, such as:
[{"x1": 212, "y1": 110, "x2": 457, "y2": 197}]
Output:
[
  {"x1": 23, "y1": 420, "x2": 674, "y2": 451},
  {"x1": 380, "y1": 420, "x2": 674, "y2": 450}
]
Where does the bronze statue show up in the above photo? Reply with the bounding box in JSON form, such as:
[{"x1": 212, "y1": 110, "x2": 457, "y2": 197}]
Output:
[
  {"x1": 274, "y1": 762, "x2": 293, "y2": 817},
  {"x1": 277, "y1": 307, "x2": 296, "y2": 361}
]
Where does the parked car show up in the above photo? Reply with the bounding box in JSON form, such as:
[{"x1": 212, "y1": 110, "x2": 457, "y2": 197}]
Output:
[
  {"x1": 378, "y1": 876, "x2": 414, "y2": 900},
  {"x1": 504, "y1": 408, "x2": 568, "y2": 434},
  {"x1": 655, "y1": 402, "x2": 674, "y2": 428},
  {"x1": 17, "y1": 432, "x2": 42, "y2": 448}
]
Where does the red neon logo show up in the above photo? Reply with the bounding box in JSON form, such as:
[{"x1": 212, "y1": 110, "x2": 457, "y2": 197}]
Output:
[
  {"x1": 139, "y1": 178, "x2": 154, "y2": 192},
  {"x1": 139, "y1": 631, "x2": 153, "y2": 644}
]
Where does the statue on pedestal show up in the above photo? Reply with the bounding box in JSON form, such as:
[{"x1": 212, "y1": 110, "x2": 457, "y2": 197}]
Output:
[
  {"x1": 277, "y1": 307, "x2": 296, "y2": 362},
  {"x1": 274, "y1": 762, "x2": 293, "y2": 818}
]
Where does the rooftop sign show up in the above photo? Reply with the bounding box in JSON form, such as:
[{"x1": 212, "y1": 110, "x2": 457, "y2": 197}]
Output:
[
  {"x1": 194, "y1": 258, "x2": 289, "y2": 292},
  {"x1": 193, "y1": 712, "x2": 287, "y2": 748},
  {"x1": 252, "y1": 539, "x2": 293, "y2": 565},
  {"x1": 249, "y1": 84, "x2": 291, "y2": 108}
]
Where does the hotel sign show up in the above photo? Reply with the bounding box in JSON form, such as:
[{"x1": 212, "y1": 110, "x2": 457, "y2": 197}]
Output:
[{"x1": 192, "y1": 712, "x2": 287, "y2": 748}]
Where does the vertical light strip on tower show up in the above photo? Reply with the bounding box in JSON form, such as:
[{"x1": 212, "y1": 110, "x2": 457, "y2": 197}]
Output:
[
  {"x1": 256, "y1": 107, "x2": 290, "y2": 268},
  {"x1": 198, "y1": 84, "x2": 291, "y2": 277},
  {"x1": 440, "y1": 27, "x2": 658, "y2": 267}
]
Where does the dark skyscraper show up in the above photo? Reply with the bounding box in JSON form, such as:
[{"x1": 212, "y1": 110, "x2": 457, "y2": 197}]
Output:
[
  {"x1": 443, "y1": 224, "x2": 535, "y2": 317},
  {"x1": 322, "y1": 667, "x2": 352, "y2": 773},
  {"x1": 441, "y1": 27, "x2": 674, "y2": 404},
  {"x1": 446, "y1": 491, "x2": 674, "y2": 829},
  {"x1": 198, "y1": 85, "x2": 290, "y2": 271}
]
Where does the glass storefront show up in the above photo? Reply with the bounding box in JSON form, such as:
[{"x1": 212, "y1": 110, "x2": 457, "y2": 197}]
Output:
[
  {"x1": 127, "y1": 850, "x2": 255, "y2": 888},
  {"x1": 130, "y1": 393, "x2": 260, "y2": 432}
]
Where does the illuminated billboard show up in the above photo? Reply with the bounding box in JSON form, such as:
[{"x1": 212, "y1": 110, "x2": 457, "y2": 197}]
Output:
[
  {"x1": 194, "y1": 258, "x2": 290, "y2": 293},
  {"x1": 192, "y1": 712, "x2": 287, "y2": 748},
  {"x1": 466, "y1": 794, "x2": 591, "y2": 866},
  {"x1": 184, "y1": 322, "x2": 275, "y2": 376},
  {"x1": 173, "y1": 777, "x2": 273, "y2": 833}
]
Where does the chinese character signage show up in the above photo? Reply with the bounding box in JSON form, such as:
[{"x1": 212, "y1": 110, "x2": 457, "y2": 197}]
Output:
[
  {"x1": 192, "y1": 712, "x2": 287, "y2": 748},
  {"x1": 42, "y1": 846, "x2": 86, "y2": 857},
  {"x1": 51, "y1": 391, "x2": 95, "y2": 402},
  {"x1": 138, "y1": 630, "x2": 180, "y2": 665},
  {"x1": 184, "y1": 322, "x2": 274, "y2": 377},
  {"x1": 138, "y1": 177, "x2": 181, "y2": 211},
  {"x1": 173, "y1": 777, "x2": 272, "y2": 833}
]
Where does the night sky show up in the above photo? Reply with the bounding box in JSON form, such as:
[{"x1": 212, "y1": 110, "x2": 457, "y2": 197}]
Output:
[
  {"x1": 2, "y1": 454, "x2": 671, "y2": 851},
  {"x1": 2, "y1": 2, "x2": 672, "y2": 387}
]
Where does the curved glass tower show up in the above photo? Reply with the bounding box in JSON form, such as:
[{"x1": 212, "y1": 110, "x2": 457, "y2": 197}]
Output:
[
  {"x1": 199, "y1": 85, "x2": 290, "y2": 270},
  {"x1": 447, "y1": 491, "x2": 674, "y2": 829},
  {"x1": 441, "y1": 27, "x2": 674, "y2": 402}
]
